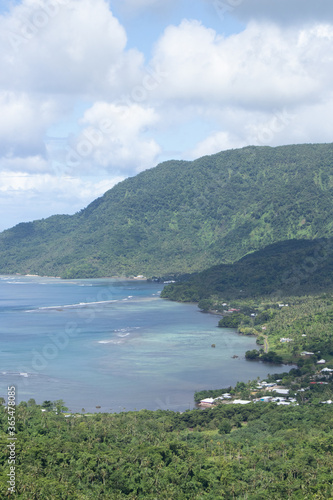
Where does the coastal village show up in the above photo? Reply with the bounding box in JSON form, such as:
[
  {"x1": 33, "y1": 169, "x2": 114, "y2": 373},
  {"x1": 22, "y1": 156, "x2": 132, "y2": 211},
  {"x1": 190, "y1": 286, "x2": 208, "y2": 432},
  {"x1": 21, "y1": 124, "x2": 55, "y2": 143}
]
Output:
[{"x1": 198, "y1": 367, "x2": 333, "y2": 407}]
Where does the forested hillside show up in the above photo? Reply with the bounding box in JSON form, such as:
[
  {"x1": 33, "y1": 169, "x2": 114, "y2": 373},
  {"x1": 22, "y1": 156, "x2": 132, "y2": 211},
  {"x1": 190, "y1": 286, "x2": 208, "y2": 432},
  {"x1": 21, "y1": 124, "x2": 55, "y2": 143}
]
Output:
[
  {"x1": 1, "y1": 401, "x2": 333, "y2": 498},
  {"x1": 161, "y1": 237, "x2": 333, "y2": 302},
  {"x1": 1, "y1": 143, "x2": 333, "y2": 278}
]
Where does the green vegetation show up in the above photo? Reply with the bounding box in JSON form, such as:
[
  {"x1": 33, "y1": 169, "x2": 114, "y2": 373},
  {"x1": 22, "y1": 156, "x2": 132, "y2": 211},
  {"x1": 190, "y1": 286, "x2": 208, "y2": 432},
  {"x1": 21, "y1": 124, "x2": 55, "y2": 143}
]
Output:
[
  {"x1": 2, "y1": 398, "x2": 333, "y2": 498},
  {"x1": 2, "y1": 142, "x2": 333, "y2": 497},
  {"x1": 244, "y1": 350, "x2": 284, "y2": 364},
  {"x1": 2, "y1": 291, "x2": 333, "y2": 498},
  {"x1": 161, "y1": 237, "x2": 333, "y2": 302},
  {"x1": 194, "y1": 353, "x2": 333, "y2": 404},
  {"x1": 3, "y1": 292, "x2": 333, "y2": 498},
  {"x1": 249, "y1": 294, "x2": 333, "y2": 362},
  {"x1": 161, "y1": 217, "x2": 333, "y2": 368},
  {"x1": 1, "y1": 143, "x2": 333, "y2": 277},
  {"x1": 203, "y1": 292, "x2": 333, "y2": 369},
  {"x1": 218, "y1": 313, "x2": 249, "y2": 328}
]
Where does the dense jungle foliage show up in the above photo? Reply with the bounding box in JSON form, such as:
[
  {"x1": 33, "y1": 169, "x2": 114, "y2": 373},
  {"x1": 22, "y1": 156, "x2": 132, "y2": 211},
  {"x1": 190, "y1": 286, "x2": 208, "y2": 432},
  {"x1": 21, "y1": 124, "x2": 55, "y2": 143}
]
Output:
[
  {"x1": 1, "y1": 399, "x2": 333, "y2": 499},
  {"x1": 161, "y1": 237, "x2": 333, "y2": 302},
  {"x1": 1, "y1": 143, "x2": 333, "y2": 278}
]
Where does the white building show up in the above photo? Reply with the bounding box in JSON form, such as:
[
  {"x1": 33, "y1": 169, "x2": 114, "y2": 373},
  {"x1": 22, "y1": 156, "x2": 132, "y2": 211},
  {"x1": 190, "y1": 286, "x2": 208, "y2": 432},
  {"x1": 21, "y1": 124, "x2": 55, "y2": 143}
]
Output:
[
  {"x1": 273, "y1": 388, "x2": 289, "y2": 395},
  {"x1": 200, "y1": 398, "x2": 215, "y2": 405}
]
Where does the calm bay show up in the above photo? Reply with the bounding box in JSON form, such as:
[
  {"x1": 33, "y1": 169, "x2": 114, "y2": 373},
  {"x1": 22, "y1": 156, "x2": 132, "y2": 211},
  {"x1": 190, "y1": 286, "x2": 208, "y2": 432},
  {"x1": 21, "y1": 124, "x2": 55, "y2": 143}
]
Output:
[{"x1": 0, "y1": 275, "x2": 289, "y2": 412}]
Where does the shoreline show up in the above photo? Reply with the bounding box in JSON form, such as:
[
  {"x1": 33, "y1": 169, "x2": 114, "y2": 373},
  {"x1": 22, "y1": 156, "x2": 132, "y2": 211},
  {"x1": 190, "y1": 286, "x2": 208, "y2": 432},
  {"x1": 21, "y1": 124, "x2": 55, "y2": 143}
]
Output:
[
  {"x1": 0, "y1": 273, "x2": 149, "y2": 281},
  {"x1": 2, "y1": 275, "x2": 298, "y2": 413}
]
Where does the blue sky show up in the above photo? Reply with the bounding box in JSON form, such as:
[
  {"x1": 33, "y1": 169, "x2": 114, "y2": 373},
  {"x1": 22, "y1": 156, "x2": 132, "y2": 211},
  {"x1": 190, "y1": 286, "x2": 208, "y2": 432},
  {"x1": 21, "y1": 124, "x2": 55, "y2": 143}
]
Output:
[
  {"x1": 0, "y1": 0, "x2": 332, "y2": 231},
  {"x1": 113, "y1": 1, "x2": 246, "y2": 56}
]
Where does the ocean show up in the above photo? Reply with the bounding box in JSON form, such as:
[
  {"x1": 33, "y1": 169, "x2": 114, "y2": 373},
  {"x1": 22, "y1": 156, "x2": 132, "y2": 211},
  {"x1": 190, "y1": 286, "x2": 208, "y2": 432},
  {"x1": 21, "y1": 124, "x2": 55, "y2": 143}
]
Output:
[{"x1": 0, "y1": 275, "x2": 289, "y2": 412}]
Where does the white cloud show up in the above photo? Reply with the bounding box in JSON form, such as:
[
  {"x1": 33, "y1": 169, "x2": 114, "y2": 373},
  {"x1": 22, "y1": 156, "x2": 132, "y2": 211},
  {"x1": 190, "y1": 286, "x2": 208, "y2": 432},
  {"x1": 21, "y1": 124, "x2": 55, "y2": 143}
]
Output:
[
  {"x1": 0, "y1": 0, "x2": 154, "y2": 172},
  {"x1": 0, "y1": 155, "x2": 49, "y2": 174},
  {"x1": 0, "y1": 0, "x2": 143, "y2": 96},
  {"x1": 1, "y1": 0, "x2": 333, "y2": 230},
  {"x1": 188, "y1": 95, "x2": 333, "y2": 159},
  {"x1": 64, "y1": 101, "x2": 161, "y2": 174},
  {"x1": 147, "y1": 18, "x2": 333, "y2": 159},
  {"x1": 0, "y1": 0, "x2": 146, "y2": 164},
  {"x1": 151, "y1": 20, "x2": 333, "y2": 109},
  {"x1": 188, "y1": 131, "x2": 245, "y2": 159},
  {"x1": 0, "y1": 0, "x2": 163, "y2": 230},
  {"x1": 0, "y1": 91, "x2": 64, "y2": 157},
  {"x1": 0, "y1": 170, "x2": 123, "y2": 199},
  {"x1": 0, "y1": 170, "x2": 124, "y2": 231}
]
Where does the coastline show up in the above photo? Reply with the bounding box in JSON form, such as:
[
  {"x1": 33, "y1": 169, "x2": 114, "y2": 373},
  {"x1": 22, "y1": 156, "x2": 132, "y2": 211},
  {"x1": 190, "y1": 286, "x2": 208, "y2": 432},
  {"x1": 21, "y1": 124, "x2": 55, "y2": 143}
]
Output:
[
  {"x1": 1, "y1": 275, "x2": 298, "y2": 413},
  {"x1": 1, "y1": 273, "x2": 149, "y2": 281}
]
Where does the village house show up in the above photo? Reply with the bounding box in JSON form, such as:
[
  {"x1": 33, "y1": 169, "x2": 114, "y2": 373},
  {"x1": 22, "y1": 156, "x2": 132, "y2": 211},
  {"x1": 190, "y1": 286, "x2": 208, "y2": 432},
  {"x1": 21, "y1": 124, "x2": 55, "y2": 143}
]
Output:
[{"x1": 199, "y1": 398, "x2": 215, "y2": 405}]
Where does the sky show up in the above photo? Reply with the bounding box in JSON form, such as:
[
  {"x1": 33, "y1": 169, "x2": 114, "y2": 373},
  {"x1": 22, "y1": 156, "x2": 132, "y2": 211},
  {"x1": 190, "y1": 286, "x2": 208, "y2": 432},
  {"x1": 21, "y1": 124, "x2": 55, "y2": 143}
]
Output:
[{"x1": 0, "y1": 0, "x2": 333, "y2": 231}]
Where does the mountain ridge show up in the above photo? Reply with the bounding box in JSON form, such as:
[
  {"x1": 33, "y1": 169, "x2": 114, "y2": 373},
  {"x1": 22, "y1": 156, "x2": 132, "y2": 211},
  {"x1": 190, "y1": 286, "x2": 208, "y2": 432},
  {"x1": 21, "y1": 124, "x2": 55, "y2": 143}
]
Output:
[
  {"x1": 1, "y1": 142, "x2": 333, "y2": 278},
  {"x1": 161, "y1": 237, "x2": 333, "y2": 302}
]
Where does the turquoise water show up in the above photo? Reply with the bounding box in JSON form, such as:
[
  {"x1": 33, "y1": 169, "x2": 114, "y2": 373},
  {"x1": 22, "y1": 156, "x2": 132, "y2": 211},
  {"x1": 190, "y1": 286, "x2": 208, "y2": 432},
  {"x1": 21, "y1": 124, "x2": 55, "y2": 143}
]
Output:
[{"x1": 0, "y1": 275, "x2": 289, "y2": 412}]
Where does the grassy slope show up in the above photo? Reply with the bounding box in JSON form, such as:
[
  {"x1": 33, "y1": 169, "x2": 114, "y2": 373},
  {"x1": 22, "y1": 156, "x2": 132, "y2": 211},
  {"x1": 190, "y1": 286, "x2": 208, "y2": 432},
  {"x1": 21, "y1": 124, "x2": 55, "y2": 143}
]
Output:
[{"x1": 1, "y1": 143, "x2": 333, "y2": 277}]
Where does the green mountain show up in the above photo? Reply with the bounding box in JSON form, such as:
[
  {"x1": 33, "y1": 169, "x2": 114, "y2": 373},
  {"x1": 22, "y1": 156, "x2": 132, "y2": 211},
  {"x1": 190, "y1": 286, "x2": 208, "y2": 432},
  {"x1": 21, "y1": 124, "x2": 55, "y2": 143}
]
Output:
[
  {"x1": 161, "y1": 237, "x2": 333, "y2": 302},
  {"x1": 1, "y1": 143, "x2": 333, "y2": 278}
]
